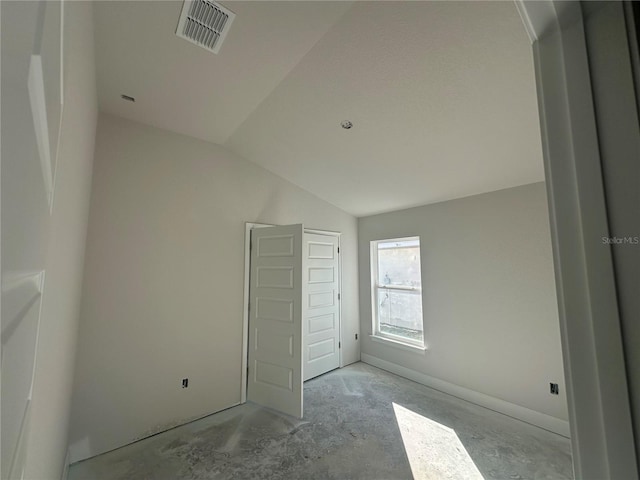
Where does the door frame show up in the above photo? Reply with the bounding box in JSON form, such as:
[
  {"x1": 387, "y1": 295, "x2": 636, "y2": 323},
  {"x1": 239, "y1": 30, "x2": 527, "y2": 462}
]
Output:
[
  {"x1": 515, "y1": 2, "x2": 639, "y2": 477},
  {"x1": 241, "y1": 222, "x2": 343, "y2": 404}
]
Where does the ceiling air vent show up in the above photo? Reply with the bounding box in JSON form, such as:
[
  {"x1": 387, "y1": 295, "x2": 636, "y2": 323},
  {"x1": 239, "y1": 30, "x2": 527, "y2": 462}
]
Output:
[{"x1": 176, "y1": 0, "x2": 235, "y2": 54}]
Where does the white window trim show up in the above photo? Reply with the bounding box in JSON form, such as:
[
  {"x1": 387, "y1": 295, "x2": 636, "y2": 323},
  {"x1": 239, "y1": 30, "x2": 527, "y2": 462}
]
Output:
[
  {"x1": 369, "y1": 334, "x2": 427, "y2": 353},
  {"x1": 370, "y1": 236, "x2": 425, "y2": 349}
]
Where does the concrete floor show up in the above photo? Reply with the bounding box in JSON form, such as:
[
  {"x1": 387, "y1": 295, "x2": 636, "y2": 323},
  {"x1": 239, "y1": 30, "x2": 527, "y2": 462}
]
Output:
[{"x1": 69, "y1": 363, "x2": 573, "y2": 480}]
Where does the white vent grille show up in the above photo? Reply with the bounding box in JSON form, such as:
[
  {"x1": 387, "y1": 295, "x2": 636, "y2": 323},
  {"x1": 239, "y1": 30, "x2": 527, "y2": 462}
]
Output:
[{"x1": 176, "y1": 0, "x2": 235, "y2": 54}]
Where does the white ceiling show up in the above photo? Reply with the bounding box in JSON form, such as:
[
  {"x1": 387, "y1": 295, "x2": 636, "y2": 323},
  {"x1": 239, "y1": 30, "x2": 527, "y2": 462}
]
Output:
[
  {"x1": 94, "y1": 1, "x2": 543, "y2": 217},
  {"x1": 94, "y1": 1, "x2": 353, "y2": 144}
]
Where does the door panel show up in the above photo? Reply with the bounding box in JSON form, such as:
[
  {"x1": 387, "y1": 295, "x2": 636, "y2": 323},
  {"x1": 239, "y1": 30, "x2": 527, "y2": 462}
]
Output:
[
  {"x1": 308, "y1": 290, "x2": 334, "y2": 308},
  {"x1": 248, "y1": 224, "x2": 304, "y2": 418},
  {"x1": 303, "y1": 233, "x2": 340, "y2": 381}
]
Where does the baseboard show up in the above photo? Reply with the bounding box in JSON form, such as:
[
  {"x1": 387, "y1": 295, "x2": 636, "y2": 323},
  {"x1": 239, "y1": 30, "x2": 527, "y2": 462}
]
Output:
[{"x1": 360, "y1": 353, "x2": 570, "y2": 438}]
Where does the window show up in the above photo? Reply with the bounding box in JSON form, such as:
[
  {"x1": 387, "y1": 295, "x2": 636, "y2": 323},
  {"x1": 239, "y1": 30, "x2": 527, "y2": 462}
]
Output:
[{"x1": 371, "y1": 237, "x2": 424, "y2": 349}]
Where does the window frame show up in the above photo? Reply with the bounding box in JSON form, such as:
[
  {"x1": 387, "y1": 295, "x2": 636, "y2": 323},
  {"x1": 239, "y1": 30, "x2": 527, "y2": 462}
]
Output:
[{"x1": 370, "y1": 236, "x2": 425, "y2": 350}]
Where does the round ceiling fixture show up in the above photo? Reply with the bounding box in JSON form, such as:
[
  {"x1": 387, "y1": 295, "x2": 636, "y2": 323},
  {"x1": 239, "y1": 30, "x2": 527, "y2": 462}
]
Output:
[{"x1": 341, "y1": 120, "x2": 353, "y2": 130}]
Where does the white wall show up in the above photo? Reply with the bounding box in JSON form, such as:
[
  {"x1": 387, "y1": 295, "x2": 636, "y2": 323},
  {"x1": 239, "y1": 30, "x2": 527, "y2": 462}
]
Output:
[
  {"x1": 358, "y1": 183, "x2": 568, "y2": 430},
  {"x1": 69, "y1": 114, "x2": 359, "y2": 462},
  {"x1": 1, "y1": 1, "x2": 98, "y2": 477}
]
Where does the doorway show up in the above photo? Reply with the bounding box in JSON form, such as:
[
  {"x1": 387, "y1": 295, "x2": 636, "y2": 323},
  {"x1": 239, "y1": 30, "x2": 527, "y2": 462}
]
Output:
[{"x1": 241, "y1": 223, "x2": 343, "y2": 418}]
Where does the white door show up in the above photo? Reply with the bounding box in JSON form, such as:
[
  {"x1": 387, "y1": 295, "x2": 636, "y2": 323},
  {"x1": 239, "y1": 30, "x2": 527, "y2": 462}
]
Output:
[
  {"x1": 248, "y1": 224, "x2": 304, "y2": 418},
  {"x1": 303, "y1": 233, "x2": 340, "y2": 381}
]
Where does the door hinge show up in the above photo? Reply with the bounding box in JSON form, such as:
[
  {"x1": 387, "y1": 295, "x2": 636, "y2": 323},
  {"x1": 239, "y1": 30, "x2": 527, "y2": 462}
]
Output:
[
  {"x1": 248, "y1": 302, "x2": 250, "y2": 313},
  {"x1": 338, "y1": 293, "x2": 341, "y2": 300},
  {"x1": 337, "y1": 246, "x2": 340, "y2": 254},
  {"x1": 339, "y1": 341, "x2": 341, "y2": 349}
]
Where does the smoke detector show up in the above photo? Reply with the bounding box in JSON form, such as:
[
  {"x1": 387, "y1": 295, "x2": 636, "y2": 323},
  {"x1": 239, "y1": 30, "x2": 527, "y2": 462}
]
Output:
[{"x1": 176, "y1": 0, "x2": 235, "y2": 54}]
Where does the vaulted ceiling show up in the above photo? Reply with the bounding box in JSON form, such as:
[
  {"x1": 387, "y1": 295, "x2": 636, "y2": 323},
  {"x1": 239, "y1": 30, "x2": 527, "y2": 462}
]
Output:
[{"x1": 94, "y1": 1, "x2": 543, "y2": 217}]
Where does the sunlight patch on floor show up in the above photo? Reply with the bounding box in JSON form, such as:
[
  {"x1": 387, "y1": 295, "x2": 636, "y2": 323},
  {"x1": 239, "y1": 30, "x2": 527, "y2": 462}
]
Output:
[{"x1": 393, "y1": 402, "x2": 484, "y2": 480}]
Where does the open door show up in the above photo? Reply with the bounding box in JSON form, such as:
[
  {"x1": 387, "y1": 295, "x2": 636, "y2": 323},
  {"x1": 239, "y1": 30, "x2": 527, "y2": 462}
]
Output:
[{"x1": 248, "y1": 224, "x2": 304, "y2": 418}]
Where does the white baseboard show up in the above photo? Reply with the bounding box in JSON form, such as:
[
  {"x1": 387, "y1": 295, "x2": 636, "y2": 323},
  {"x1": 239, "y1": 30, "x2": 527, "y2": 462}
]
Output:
[{"x1": 360, "y1": 353, "x2": 570, "y2": 438}]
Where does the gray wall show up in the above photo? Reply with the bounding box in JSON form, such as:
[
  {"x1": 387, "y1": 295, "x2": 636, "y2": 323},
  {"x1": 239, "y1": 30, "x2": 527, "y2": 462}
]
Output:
[
  {"x1": 69, "y1": 114, "x2": 359, "y2": 462},
  {"x1": 1, "y1": 1, "x2": 98, "y2": 477},
  {"x1": 358, "y1": 183, "x2": 568, "y2": 424}
]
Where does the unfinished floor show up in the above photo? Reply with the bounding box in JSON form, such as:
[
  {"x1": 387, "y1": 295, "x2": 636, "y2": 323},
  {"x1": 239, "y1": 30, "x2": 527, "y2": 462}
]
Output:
[{"x1": 68, "y1": 363, "x2": 572, "y2": 480}]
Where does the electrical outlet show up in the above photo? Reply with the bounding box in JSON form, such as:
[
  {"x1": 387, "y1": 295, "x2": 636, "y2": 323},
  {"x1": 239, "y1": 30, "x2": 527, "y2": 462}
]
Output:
[
  {"x1": 550, "y1": 382, "x2": 559, "y2": 395},
  {"x1": 182, "y1": 378, "x2": 189, "y2": 388}
]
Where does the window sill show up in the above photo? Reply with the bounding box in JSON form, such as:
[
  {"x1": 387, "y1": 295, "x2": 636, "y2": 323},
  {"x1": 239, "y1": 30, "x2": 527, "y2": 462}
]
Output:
[{"x1": 369, "y1": 335, "x2": 427, "y2": 354}]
